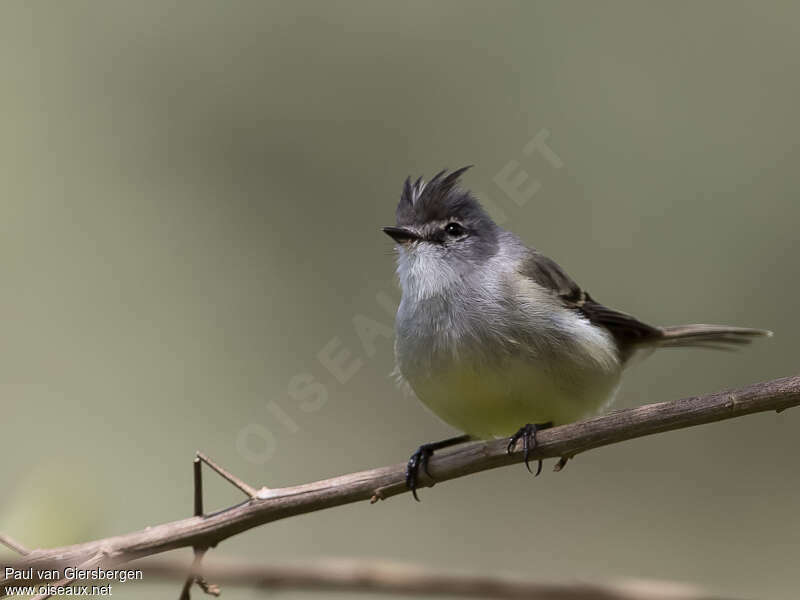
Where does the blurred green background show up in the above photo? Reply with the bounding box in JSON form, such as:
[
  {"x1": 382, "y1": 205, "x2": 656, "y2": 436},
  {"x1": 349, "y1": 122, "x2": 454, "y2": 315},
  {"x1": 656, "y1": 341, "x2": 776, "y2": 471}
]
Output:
[{"x1": 1, "y1": 1, "x2": 798, "y2": 598}]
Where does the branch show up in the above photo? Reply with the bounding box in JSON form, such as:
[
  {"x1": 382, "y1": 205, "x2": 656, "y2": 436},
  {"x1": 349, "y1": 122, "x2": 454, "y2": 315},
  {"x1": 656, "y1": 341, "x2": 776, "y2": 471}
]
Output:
[
  {"x1": 2, "y1": 375, "x2": 798, "y2": 591},
  {"x1": 0, "y1": 555, "x2": 733, "y2": 600},
  {"x1": 128, "y1": 555, "x2": 731, "y2": 600}
]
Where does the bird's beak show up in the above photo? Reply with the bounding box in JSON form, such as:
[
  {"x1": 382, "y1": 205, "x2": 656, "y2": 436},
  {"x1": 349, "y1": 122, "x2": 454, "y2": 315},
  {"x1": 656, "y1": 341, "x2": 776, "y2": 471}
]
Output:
[{"x1": 382, "y1": 226, "x2": 421, "y2": 244}]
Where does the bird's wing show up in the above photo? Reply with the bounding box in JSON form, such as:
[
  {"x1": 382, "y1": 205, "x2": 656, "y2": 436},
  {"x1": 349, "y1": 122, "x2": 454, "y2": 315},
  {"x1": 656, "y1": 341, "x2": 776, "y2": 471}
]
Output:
[{"x1": 518, "y1": 250, "x2": 661, "y2": 348}]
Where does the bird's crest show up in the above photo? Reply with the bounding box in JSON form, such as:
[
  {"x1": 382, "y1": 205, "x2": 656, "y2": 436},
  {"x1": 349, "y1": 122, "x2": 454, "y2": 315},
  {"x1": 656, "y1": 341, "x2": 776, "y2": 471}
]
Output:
[{"x1": 396, "y1": 166, "x2": 490, "y2": 227}]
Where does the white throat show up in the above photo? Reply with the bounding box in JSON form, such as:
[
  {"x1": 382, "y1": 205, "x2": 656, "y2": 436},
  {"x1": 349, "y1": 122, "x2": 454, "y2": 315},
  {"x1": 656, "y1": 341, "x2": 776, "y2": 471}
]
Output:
[{"x1": 395, "y1": 245, "x2": 462, "y2": 303}]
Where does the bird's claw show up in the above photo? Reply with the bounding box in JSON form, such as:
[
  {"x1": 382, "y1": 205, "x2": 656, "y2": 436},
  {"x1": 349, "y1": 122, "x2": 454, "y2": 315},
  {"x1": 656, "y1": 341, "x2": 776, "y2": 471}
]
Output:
[
  {"x1": 507, "y1": 422, "x2": 552, "y2": 476},
  {"x1": 406, "y1": 445, "x2": 434, "y2": 502},
  {"x1": 404, "y1": 435, "x2": 472, "y2": 501}
]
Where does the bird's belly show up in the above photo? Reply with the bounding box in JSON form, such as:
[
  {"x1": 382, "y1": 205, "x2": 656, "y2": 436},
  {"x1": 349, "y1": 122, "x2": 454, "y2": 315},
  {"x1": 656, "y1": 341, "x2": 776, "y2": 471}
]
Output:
[{"x1": 408, "y1": 359, "x2": 621, "y2": 439}]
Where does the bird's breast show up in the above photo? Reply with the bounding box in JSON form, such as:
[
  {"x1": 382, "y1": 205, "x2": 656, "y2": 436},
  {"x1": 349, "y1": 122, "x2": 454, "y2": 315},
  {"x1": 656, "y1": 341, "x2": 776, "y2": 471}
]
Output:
[
  {"x1": 407, "y1": 358, "x2": 621, "y2": 438},
  {"x1": 394, "y1": 277, "x2": 622, "y2": 438}
]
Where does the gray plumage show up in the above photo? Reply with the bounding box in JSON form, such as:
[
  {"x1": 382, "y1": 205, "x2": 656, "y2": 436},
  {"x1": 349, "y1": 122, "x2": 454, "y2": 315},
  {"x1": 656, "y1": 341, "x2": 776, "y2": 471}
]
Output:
[{"x1": 385, "y1": 167, "x2": 771, "y2": 439}]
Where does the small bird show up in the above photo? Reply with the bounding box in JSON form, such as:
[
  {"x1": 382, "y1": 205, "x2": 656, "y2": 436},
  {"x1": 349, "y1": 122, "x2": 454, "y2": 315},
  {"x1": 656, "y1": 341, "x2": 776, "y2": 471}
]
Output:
[{"x1": 383, "y1": 166, "x2": 771, "y2": 500}]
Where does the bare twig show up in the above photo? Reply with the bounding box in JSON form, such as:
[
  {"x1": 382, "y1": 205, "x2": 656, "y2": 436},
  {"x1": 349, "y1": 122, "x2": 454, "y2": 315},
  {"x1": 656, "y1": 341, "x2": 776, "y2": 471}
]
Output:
[
  {"x1": 2, "y1": 375, "x2": 798, "y2": 595},
  {"x1": 0, "y1": 535, "x2": 29, "y2": 556}
]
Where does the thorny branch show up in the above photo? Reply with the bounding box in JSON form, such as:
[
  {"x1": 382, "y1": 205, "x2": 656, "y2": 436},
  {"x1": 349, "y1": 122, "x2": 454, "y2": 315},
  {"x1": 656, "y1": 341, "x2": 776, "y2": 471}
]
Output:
[{"x1": 1, "y1": 375, "x2": 798, "y2": 598}]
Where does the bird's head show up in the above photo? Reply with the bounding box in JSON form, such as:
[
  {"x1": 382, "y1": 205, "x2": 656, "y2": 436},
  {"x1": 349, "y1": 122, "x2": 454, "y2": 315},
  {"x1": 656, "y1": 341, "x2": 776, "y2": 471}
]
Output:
[{"x1": 383, "y1": 167, "x2": 500, "y2": 273}]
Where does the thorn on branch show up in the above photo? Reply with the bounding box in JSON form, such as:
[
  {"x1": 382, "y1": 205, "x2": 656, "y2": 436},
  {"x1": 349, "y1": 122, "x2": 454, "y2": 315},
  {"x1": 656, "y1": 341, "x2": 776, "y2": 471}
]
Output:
[
  {"x1": 195, "y1": 451, "x2": 259, "y2": 499},
  {"x1": 370, "y1": 487, "x2": 388, "y2": 504},
  {"x1": 193, "y1": 457, "x2": 203, "y2": 517},
  {"x1": 553, "y1": 456, "x2": 573, "y2": 472}
]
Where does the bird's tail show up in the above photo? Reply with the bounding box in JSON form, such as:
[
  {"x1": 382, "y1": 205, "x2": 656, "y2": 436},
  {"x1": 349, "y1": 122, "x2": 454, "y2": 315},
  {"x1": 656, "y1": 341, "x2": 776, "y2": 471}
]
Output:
[{"x1": 655, "y1": 324, "x2": 772, "y2": 351}]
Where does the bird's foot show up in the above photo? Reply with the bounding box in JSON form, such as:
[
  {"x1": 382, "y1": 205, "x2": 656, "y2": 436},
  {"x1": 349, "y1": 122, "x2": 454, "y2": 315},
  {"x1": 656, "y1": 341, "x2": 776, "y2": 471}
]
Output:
[
  {"x1": 507, "y1": 422, "x2": 553, "y2": 476},
  {"x1": 405, "y1": 434, "x2": 472, "y2": 501},
  {"x1": 406, "y1": 445, "x2": 435, "y2": 502}
]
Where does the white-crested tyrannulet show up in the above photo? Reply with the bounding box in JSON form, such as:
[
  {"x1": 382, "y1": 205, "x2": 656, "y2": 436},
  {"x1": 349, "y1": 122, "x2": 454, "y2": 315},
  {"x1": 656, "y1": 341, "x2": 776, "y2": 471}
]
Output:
[{"x1": 383, "y1": 167, "x2": 771, "y2": 500}]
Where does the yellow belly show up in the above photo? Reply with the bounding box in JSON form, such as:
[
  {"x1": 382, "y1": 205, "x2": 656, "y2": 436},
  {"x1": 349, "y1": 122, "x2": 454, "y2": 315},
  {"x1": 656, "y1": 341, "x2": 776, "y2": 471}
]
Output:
[{"x1": 410, "y1": 359, "x2": 621, "y2": 439}]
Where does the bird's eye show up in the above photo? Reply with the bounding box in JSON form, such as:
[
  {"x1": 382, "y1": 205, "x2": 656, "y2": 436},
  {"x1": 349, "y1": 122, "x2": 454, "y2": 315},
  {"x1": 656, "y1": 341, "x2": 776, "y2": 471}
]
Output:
[{"x1": 444, "y1": 222, "x2": 466, "y2": 237}]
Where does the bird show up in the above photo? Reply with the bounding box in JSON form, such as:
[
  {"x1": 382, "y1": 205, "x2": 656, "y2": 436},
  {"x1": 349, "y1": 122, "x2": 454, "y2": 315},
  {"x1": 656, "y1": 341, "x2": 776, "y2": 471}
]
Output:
[{"x1": 382, "y1": 166, "x2": 771, "y2": 500}]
